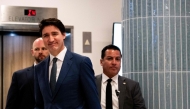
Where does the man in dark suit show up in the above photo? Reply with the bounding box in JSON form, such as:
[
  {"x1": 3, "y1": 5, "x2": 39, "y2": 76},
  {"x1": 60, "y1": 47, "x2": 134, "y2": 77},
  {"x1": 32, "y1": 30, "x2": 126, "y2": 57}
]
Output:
[
  {"x1": 96, "y1": 44, "x2": 146, "y2": 109},
  {"x1": 34, "y1": 18, "x2": 101, "y2": 109},
  {"x1": 5, "y1": 38, "x2": 49, "y2": 109}
]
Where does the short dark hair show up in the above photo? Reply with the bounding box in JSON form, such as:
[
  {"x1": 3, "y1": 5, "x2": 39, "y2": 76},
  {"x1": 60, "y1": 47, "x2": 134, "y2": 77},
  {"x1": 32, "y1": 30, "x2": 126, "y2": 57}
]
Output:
[
  {"x1": 39, "y1": 18, "x2": 66, "y2": 36},
  {"x1": 101, "y1": 44, "x2": 122, "y2": 59}
]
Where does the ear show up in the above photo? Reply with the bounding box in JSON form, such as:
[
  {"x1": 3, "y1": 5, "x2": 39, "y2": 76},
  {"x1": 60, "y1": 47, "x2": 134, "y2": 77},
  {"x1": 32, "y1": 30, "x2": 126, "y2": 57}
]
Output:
[
  {"x1": 62, "y1": 32, "x2": 66, "y2": 40},
  {"x1": 100, "y1": 59, "x2": 103, "y2": 66},
  {"x1": 31, "y1": 49, "x2": 34, "y2": 56}
]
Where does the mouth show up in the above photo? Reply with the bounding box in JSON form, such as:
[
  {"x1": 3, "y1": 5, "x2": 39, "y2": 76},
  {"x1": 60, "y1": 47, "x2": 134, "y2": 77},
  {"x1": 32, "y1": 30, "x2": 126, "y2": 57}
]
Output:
[
  {"x1": 39, "y1": 55, "x2": 45, "y2": 59},
  {"x1": 110, "y1": 67, "x2": 117, "y2": 70},
  {"x1": 48, "y1": 43, "x2": 56, "y2": 47}
]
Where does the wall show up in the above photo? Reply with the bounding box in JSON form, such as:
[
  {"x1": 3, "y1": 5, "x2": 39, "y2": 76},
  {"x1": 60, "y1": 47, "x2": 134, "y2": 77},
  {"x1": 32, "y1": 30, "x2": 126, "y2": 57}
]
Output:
[
  {"x1": 0, "y1": 0, "x2": 122, "y2": 75},
  {"x1": 122, "y1": 0, "x2": 190, "y2": 109}
]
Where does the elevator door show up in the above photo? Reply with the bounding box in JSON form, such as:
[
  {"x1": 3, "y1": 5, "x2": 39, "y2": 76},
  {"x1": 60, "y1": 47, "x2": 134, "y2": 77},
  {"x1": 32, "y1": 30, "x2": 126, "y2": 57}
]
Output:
[{"x1": 1, "y1": 32, "x2": 39, "y2": 109}]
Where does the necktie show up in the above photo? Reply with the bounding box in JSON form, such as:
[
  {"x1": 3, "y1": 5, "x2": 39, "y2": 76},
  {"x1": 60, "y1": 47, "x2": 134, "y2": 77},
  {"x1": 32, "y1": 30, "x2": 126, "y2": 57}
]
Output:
[
  {"x1": 106, "y1": 79, "x2": 113, "y2": 109},
  {"x1": 50, "y1": 57, "x2": 57, "y2": 93}
]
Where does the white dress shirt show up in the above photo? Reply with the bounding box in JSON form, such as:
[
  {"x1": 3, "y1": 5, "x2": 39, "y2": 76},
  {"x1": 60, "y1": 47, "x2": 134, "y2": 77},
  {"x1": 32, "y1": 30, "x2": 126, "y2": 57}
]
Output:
[
  {"x1": 34, "y1": 62, "x2": 37, "y2": 66},
  {"x1": 101, "y1": 73, "x2": 119, "y2": 109},
  {"x1": 49, "y1": 47, "x2": 67, "y2": 81}
]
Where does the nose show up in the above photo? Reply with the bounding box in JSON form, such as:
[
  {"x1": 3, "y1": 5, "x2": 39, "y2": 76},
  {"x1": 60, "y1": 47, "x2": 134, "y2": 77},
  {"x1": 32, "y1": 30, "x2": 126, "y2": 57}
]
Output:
[
  {"x1": 38, "y1": 49, "x2": 43, "y2": 53},
  {"x1": 49, "y1": 35, "x2": 54, "y2": 42},
  {"x1": 111, "y1": 59, "x2": 117, "y2": 65}
]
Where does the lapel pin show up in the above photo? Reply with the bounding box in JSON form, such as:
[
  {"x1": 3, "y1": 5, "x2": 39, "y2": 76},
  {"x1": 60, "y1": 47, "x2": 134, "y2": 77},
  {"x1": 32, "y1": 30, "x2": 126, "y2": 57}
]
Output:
[{"x1": 123, "y1": 82, "x2": 126, "y2": 85}]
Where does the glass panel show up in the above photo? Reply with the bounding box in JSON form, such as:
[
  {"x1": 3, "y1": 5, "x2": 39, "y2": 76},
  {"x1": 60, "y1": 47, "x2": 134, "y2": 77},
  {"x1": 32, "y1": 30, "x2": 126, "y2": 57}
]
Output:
[
  {"x1": 181, "y1": 0, "x2": 185, "y2": 16},
  {"x1": 164, "y1": 0, "x2": 169, "y2": 16},
  {"x1": 134, "y1": 73, "x2": 138, "y2": 82},
  {"x1": 177, "y1": 72, "x2": 182, "y2": 108},
  {"x1": 159, "y1": 17, "x2": 164, "y2": 71},
  {"x1": 153, "y1": 17, "x2": 158, "y2": 71},
  {"x1": 127, "y1": 20, "x2": 131, "y2": 72},
  {"x1": 133, "y1": 0, "x2": 137, "y2": 18},
  {"x1": 164, "y1": 17, "x2": 170, "y2": 71},
  {"x1": 129, "y1": 0, "x2": 134, "y2": 18},
  {"x1": 153, "y1": 0, "x2": 157, "y2": 16},
  {"x1": 142, "y1": 18, "x2": 147, "y2": 72},
  {"x1": 176, "y1": 18, "x2": 181, "y2": 71},
  {"x1": 126, "y1": 0, "x2": 129, "y2": 19},
  {"x1": 148, "y1": 17, "x2": 153, "y2": 71},
  {"x1": 181, "y1": 18, "x2": 187, "y2": 71},
  {"x1": 134, "y1": 19, "x2": 138, "y2": 72},
  {"x1": 159, "y1": 72, "x2": 165, "y2": 109},
  {"x1": 188, "y1": 72, "x2": 190, "y2": 108},
  {"x1": 138, "y1": 19, "x2": 143, "y2": 71},
  {"x1": 139, "y1": 73, "x2": 143, "y2": 88},
  {"x1": 171, "y1": 72, "x2": 177, "y2": 109},
  {"x1": 170, "y1": 17, "x2": 176, "y2": 71},
  {"x1": 175, "y1": 0, "x2": 180, "y2": 16},
  {"x1": 138, "y1": 0, "x2": 142, "y2": 17},
  {"x1": 182, "y1": 72, "x2": 188, "y2": 109},
  {"x1": 186, "y1": 0, "x2": 190, "y2": 16},
  {"x1": 147, "y1": 0, "x2": 152, "y2": 16},
  {"x1": 165, "y1": 72, "x2": 170, "y2": 109},
  {"x1": 158, "y1": 0, "x2": 163, "y2": 16},
  {"x1": 148, "y1": 73, "x2": 153, "y2": 109},
  {"x1": 170, "y1": 0, "x2": 175, "y2": 16},
  {"x1": 130, "y1": 19, "x2": 134, "y2": 72},
  {"x1": 142, "y1": 0, "x2": 147, "y2": 17},
  {"x1": 143, "y1": 73, "x2": 148, "y2": 108},
  {"x1": 154, "y1": 72, "x2": 159, "y2": 109},
  {"x1": 187, "y1": 18, "x2": 190, "y2": 71}
]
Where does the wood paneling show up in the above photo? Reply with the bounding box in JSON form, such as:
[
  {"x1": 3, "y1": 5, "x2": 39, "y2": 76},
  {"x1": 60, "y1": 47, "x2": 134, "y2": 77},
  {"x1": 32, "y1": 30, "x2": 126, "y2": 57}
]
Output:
[
  {"x1": 0, "y1": 35, "x2": 2, "y2": 109},
  {"x1": 2, "y1": 34, "x2": 39, "y2": 109}
]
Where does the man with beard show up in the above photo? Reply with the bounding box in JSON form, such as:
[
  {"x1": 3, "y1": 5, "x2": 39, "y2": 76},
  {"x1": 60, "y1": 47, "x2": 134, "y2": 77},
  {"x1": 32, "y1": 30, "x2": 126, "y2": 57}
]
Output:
[{"x1": 5, "y1": 38, "x2": 49, "y2": 109}]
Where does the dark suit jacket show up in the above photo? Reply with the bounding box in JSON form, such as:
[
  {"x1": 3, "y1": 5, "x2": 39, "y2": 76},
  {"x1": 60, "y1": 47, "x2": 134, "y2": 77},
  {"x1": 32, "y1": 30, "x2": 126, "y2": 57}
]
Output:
[
  {"x1": 34, "y1": 50, "x2": 101, "y2": 109},
  {"x1": 6, "y1": 66, "x2": 35, "y2": 109},
  {"x1": 95, "y1": 74, "x2": 146, "y2": 109}
]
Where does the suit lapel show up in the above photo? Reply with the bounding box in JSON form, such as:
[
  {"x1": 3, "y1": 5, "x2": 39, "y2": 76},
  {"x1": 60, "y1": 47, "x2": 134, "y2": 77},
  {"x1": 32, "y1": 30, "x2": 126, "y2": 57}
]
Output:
[
  {"x1": 96, "y1": 75, "x2": 102, "y2": 101},
  {"x1": 52, "y1": 50, "x2": 73, "y2": 98},
  {"x1": 118, "y1": 76, "x2": 126, "y2": 109},
  {"x1": 26, "y1": 66, "x2": 34, "y2": 93},
  {"x1": 42, "y1": 57, "x2": 53, "y2": 96}
]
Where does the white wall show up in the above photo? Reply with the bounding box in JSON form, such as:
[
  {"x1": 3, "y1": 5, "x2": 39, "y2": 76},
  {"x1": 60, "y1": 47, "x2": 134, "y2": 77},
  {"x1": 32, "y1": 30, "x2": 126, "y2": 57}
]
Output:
[{"x1": 0, "y1": 0, "x2": 121, "y2": 75}]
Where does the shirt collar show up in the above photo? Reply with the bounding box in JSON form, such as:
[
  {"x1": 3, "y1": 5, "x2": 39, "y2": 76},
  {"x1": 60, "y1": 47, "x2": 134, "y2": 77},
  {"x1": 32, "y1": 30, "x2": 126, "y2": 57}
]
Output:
[
  {"x1": 102, "y1": 73, "x2": 118, "y2": 84},
  {"x1": 34, "y1": 62, "x2": 37, "y2": 66},
  {"x1": 50, "y1": 47, "x2": 67, "y2": 62}
]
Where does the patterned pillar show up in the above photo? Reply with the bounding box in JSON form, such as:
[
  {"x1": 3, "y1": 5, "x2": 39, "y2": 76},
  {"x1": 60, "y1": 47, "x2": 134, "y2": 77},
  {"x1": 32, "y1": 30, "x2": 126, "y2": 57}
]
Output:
[{"x1": 122, "y1": 0, "x2": 190, "y2": 109}]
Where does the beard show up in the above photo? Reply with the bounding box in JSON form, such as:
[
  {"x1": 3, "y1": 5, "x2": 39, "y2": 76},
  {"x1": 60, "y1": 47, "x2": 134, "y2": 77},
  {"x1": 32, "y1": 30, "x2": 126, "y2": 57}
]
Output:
[{"x1": 35, "y1": 55, "x2": 46, "y2": 63}]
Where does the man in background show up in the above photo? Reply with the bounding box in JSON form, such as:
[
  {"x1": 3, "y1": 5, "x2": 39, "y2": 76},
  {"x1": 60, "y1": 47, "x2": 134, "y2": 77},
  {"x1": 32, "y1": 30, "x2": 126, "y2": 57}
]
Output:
[
  {"x1": 6, "y1": 38, "x2": 49, "y2": 109},
  {"x1": 96, "y1": 44, "x2": 146, "y2": 109},
  {"x1": 34, "y1": 18, "x2": 101, "y2": 109}
]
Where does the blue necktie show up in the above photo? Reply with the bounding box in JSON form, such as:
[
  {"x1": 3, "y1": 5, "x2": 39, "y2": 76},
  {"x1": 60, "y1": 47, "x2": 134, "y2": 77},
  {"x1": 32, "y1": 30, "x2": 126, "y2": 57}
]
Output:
[
  {"x1": 50, "y1": 57, "x2": 57, "y2": 93},
  {"x1": 106, "y1": 79, "x2": 113, "y2": 109}
]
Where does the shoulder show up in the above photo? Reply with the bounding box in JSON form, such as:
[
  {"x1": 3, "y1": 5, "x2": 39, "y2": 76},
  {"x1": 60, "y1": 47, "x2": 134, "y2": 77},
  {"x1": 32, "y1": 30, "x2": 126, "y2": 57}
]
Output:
[
  {"x1": 95, "y1": 74, "x2": 102, "y2": 79},
  {"x1": 35, "y1": 56, "x2": 49, "y2": 69},
  {"x1": 11, "y1": 66, "x2": 34, "y2": 80},
  {"x1": 70, "y1": 51, "x2": 88, "y2": 59},
  {"x1": 118, "y1": 76, "x2": 142, "y2": 92},
  {"x1": 68, "y1": 51, "x2": 91, "y2": 62},
  {"x1": 119, "y1": 76, "x2": 139, "y2": 86},
  {"x1": 13, "y1": 66, "x2": 33, "y2": 75}
]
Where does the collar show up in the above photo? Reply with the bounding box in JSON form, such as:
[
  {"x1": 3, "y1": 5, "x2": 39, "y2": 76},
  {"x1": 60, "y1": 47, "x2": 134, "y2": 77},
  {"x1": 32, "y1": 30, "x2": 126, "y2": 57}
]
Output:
[
  {"x1": 102, "y1": 73, "x2": 118, "y2": 84},
  {"x1": 50, "y1": 47, "x2": 67, "y2": 62},
  {"x1": 34, "y1": 62, "x2": 37, "y2": 66}
]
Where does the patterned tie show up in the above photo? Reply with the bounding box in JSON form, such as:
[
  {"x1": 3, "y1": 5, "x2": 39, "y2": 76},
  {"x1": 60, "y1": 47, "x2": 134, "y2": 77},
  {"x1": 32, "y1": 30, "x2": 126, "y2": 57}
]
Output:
[
  {"x1": 50, "y1": 57, "x2": 57, "y2": 93},
  {"x1": 106, "y1": 78, "x2": 113, "y2": 109}
]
